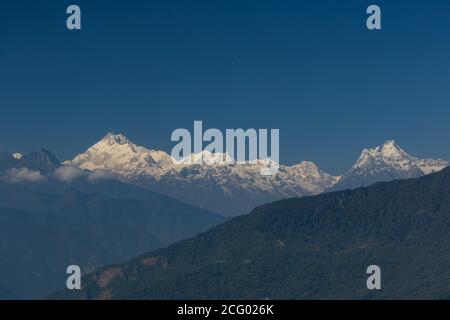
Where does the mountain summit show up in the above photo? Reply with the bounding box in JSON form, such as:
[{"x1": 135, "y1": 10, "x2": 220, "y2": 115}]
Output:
[
  {"x1": 332, "y1": 140, "x2": 448, "y2": 190},
  {"x1": 67, "y1": 133, "x2": 173, "y2": 179},
  {"x1": 103, "y1": 132, "x2": 131, "y2": 145}
]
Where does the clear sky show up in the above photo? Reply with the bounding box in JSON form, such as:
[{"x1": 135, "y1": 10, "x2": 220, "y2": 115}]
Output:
[{"x1": 1, "y1": 0, "x2": 450, "y2": 175}]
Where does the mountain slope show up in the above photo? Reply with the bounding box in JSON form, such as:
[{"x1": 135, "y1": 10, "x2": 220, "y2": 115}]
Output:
[
  {"x1": 53, "y1": 167, "x2": 450, "y2": 300},
  {"x1": 332, "y1": 140, "x2": 448, "y2": 191},
  {"x1": 67, "y1": 133, "x2": 339, "y2": 216}
]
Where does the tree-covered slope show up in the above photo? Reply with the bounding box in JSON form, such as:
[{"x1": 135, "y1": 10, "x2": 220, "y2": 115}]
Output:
[{"x1": 53, "y1": 167, "x2": 450, "y2": 300}]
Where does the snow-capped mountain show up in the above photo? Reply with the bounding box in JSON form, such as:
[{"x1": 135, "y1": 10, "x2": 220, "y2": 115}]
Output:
[
  {"x1": 332, "y1": 140, "x2": 448, "y2": 191},
  {"x1": 68, "y1": 133, "x2": 174, "y2": 179},
  {"x1": 66, "y1": 134, "x2": 448, "y2": 215},
  {"x1": 67, "y1": 133, "x2": 340, "y2": 216}
]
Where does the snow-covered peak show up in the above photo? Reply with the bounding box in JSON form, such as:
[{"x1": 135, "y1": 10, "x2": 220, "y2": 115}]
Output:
[
  {"x1": 65, "y1": 133, "x2": 173, "y2": 177},
  {"x1": 102, "y1": 132, "x2": 130, "y2": 146},
  {"x1": 380, "y1": 140, "x2": 405, "y2": 157},
  {"x1": 354, "y1": 140, "x2": 448, "y2": 174},
  {"x1": 354, "y1": 140, "x2": 417, "y2": 172},
  {"x1": 359, "y1": 140, "x2": 405, "y2": 159},
  {"x1": 285, "y1": 161, "x2": 340, "y2": 193},
  {"x1": 334, "y1": 140, "x2": 449, "y2": 191},
  {"x1": 291, "y1": 161, "x2": 321, "y2": 178}
]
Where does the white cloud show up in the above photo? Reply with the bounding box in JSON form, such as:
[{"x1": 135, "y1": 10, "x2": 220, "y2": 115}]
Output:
[
  {"x1": 54, "y1": 166, "x2": 87, "y2": 182},
  {"x1": 5, "y1": 168, "x2": 47, "y2": 183}
]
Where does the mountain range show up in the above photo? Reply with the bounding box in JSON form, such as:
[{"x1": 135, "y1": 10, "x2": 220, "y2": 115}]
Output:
[
  {"x1": 66, "y1": 133, "x2": 448, "y2": 216},
  {"x1": 2, "y1": 134, "x2": 448, "y2": 299},
  {"x1": 52, "y1": 166, "x2": 450, "y2": 300}
]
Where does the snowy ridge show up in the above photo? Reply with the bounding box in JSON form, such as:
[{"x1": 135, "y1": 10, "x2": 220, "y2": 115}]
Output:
[
  {"x1": 66, "y1": 133, "x2": 340, "y2": 215},
  {"x1": 67, "y1": 133, "x2": 338, "y2": 194},
  {"x1": 66, "y1": 134, "x2": 448, "y2": 215}
]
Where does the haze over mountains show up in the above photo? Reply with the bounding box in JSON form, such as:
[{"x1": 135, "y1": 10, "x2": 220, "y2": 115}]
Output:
[
  {"x1": 67, "y1": 133, "x2": 448, "y2": 216},
  {"x1": 53, "y1": 166, "x2": 450, "y2": 300}
]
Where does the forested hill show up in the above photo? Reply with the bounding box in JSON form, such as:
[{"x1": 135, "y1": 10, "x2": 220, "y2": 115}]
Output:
[{"x1": 53, "y1": 167, "x2": 450, "y2": 300}]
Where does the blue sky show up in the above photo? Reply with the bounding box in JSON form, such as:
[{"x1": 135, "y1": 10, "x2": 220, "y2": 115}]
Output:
[{"x1": 1, "y1": 0, "x2": 450, "y2": 175}]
